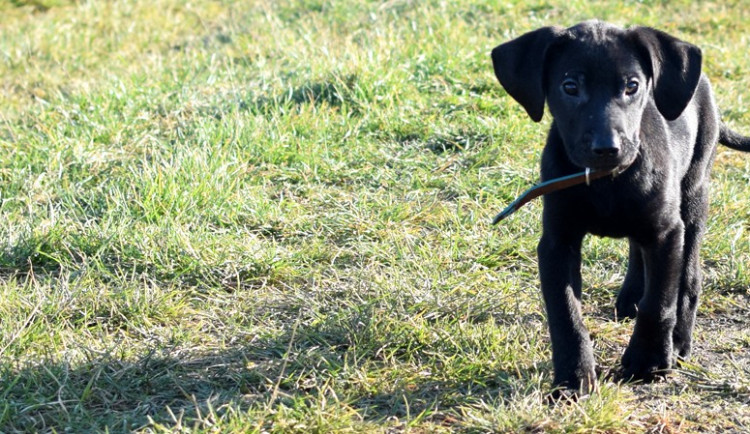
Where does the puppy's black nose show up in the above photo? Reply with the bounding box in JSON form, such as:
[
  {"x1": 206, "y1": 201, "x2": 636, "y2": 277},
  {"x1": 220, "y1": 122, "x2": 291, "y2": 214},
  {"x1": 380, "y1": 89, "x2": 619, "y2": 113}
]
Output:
[
  {"x1": 592, "y1": 144, "x2": 620, "y2": 157},
  {"x1": 586, "y1": 132, "x2": 621, "y2": 157}
]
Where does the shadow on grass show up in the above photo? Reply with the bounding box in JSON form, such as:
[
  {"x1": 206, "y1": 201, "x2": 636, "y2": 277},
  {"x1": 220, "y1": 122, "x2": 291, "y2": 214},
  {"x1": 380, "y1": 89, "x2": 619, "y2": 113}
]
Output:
[
  {"x1": 246, "y1": 73, "x2": 362, "y2": 117},
  {"x1": 0, "y1": 348, "x2": 254, "y2": 431},
  {"x1": 0, "y1": 308, "x2": 535, "y2": 432}
]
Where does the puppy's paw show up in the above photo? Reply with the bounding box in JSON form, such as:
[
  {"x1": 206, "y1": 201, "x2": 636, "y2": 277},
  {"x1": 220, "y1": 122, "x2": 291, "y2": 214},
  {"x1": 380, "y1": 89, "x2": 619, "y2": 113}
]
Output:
[
  {"x1": 552, "y1": 362, "x2": 598, "y2": 399},
  {"x1": 614, "y1": 287, "x2": 641, "y2": 320},
  {"x1": 620, "y1": 340, "x2": 672, "y2": 383},
  {"x1": 672, "y1": 328, "x2": 693, "y2": 360},
  {"x1": 546, "y1": 386, "x2": 590, "y2": 404}
]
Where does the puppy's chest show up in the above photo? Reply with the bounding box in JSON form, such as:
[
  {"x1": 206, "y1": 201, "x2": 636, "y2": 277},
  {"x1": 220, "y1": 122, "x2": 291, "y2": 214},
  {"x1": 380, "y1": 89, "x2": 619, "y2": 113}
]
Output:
[
  {"x1": 590, "y1": 190, "x2": 620, "y2": 216},
  {"x1": 589, "y1": 190, "x2": 635, "y2": 222},
  {"x1": 580, "y1": 182, "x2": 661, "y2": 236}
]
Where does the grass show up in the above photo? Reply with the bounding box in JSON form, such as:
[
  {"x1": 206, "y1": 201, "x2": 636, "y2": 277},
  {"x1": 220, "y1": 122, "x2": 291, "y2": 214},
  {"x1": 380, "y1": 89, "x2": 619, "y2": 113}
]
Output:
[{"x1": 0, "y1": 0, "x2": 748, "y2": 432}]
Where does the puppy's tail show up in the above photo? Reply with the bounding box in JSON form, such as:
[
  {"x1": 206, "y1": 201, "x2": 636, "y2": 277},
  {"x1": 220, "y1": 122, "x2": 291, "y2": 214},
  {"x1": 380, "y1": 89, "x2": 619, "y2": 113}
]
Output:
[{"x1": 719, "y1": 123, "x2": 750, "y2": 152}]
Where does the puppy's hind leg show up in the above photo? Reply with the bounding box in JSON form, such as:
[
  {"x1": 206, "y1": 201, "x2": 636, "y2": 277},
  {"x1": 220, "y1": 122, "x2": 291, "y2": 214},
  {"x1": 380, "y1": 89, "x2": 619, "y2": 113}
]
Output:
[
  {"x1": 615, "y1": 239, "x2": 645, "y2": 320},
  {"x1": 673, "y1": 186, "x2": 710, "y2": 359}
]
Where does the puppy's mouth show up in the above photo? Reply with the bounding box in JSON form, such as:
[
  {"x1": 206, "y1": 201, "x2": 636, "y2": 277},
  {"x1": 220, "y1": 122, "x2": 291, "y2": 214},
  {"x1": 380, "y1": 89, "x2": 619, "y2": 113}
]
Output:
[
  {"x1": 571, "y1": 155, "x2": 632, "y2": 172},
  {"x1": 582, "y1": 156, "x2": 637, "y2": 175},
  {"x1": 585, "y1": 160, "x2": 622, "y2": 171}
]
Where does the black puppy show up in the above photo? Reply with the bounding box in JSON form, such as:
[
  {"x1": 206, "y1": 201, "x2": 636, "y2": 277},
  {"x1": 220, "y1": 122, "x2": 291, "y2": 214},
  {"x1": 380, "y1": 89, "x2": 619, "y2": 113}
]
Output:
[{"x1": 491, "y1": 21, "x2": 750, "y2": 394}]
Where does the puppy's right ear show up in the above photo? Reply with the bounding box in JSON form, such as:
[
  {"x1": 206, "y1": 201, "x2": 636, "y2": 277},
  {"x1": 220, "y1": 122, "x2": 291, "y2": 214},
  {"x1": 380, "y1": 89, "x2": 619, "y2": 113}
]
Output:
[{"x1": 491, "y1": 27, "x2": 564, "y2": 122}]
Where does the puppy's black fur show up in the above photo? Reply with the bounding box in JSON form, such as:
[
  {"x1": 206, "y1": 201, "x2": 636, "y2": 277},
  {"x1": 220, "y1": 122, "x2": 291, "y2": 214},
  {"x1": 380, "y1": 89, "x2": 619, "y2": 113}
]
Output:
[{"x1": 492, "y1": 21, "x2": 750, "y2": 394}]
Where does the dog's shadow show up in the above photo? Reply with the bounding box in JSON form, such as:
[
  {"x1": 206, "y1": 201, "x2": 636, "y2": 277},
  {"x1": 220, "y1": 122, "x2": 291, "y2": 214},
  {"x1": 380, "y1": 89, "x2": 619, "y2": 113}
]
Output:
[{"x1": 0, "y1": 302, "x2": 542, "y2": 432}]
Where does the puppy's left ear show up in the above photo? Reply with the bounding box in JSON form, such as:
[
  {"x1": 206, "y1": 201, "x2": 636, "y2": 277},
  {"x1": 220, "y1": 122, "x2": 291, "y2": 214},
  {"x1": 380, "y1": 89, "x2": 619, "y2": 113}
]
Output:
[{"x1": 630, "y1": 27, "x2": 702, "y2": 121}]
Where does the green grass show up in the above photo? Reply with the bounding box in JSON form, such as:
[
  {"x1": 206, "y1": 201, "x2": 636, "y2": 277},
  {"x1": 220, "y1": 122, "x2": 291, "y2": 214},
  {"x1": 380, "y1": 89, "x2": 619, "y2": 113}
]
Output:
[{"x1": 0, "y1": 0, "x2": 749, "y2": 432}]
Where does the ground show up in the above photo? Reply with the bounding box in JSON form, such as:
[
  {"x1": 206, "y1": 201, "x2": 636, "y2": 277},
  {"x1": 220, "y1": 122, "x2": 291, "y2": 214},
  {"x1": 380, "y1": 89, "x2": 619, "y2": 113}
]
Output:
[{"x1": 0, "y1": 0, "x2": 748, "y2": 432}]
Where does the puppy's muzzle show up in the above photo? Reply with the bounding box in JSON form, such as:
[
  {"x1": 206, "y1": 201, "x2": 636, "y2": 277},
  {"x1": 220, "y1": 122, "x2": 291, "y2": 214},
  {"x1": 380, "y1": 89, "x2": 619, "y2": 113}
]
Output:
[{"x1": 581, "y1": 131, "x2": 632, "y2": 169}]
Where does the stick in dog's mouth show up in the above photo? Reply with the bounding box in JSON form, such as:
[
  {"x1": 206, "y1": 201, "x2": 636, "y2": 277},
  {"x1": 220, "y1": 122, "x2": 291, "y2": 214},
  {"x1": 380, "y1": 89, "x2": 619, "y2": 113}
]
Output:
[{"x1": 492, "y1": 166, "x2": 621, "y2": 225}]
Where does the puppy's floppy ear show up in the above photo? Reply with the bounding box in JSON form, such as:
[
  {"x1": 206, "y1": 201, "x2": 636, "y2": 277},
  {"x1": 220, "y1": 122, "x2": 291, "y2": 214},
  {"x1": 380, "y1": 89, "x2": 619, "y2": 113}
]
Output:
[
  {"x1": 491, "y1": 26, "x2": 564, "y2": 122},
  {"x1": 630, "y1": 27, "x2": 702, "y2": 121}
]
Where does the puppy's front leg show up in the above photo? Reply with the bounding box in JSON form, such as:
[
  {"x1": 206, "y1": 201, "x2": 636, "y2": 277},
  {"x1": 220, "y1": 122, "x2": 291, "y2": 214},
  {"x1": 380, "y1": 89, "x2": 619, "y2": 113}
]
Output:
[
  {"x1": 537, "y1": 232, "x2": 596, "y2": 394},
  {"x1": 621, "y1": 223, "x2": 684, "y2": 381}
]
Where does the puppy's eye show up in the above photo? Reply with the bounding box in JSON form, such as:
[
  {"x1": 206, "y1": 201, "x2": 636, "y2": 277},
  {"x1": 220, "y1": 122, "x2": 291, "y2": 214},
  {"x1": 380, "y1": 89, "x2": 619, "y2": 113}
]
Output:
[
  {"x1": 625, "y1": 79, "x2": 639, "y2": 95},
  {"x1": 562, "y1": 80, "x2": 579, "y2": 96}
]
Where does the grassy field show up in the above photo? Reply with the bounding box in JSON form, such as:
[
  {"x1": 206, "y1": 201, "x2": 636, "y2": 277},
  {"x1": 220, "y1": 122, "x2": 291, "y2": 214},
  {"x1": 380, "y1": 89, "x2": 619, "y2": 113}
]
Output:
[{"x1": 0, "y1": 0, "x2": 748, "y2": 432}]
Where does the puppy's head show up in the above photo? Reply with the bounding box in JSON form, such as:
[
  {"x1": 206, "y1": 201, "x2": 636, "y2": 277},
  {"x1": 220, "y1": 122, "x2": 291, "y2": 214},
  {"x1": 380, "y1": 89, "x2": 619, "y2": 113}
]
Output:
[{"x1": 491, "y1": 21, "x2": 702, "y2": 171}]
